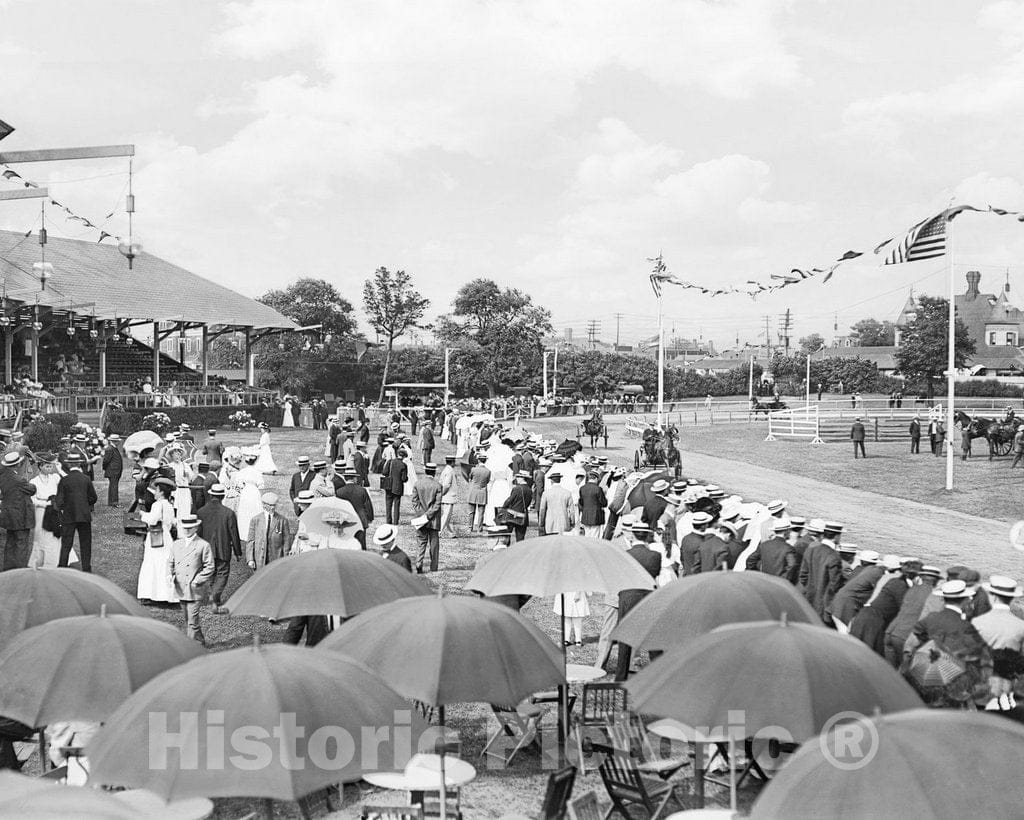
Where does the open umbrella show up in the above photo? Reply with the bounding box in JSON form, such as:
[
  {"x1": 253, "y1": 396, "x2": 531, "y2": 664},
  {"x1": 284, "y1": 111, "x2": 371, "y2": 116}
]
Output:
[
  {"x1": 0, "y1": 610, "x2": 204, "y2": 726},
  {"x1": 225, "y1": 548, "x2": 430, "y2": 619},
  {"x1": 625, "y1": 470, "x2": 673, "y2": 509},
  {"x1": 320, "y1": 596, "x2": 565, "y2": 819},
  {"x1": 750, "y1": 709, "x2": 1024, "y2": 820},
  {"x1": 298, "y1": 497, "x2": 363, "y2": 540},
  {"x1": 0, "y1": 568, "x2": 148, "y2": 650},
  {"x1": 612, "y1": 572, "x2": 821, "y2": 651},
  {"x1": 123, "y1": 430, "x2": 164, "y2": 458},
  {"x1": 625, "y1": 620, "x2": 923, "y2": 813},
  {"x1": 0, "y1": 770, "x2": 136, "y2": 819},
  {"x1": 87, "y1": 641, "x2": 425, "y2": 803}
]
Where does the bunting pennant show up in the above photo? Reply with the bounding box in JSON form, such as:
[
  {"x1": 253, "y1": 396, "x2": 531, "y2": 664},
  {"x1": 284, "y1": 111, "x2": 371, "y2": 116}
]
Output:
[{"x1": 649, "y1": 202, "x2": 1024, "y2": 300}]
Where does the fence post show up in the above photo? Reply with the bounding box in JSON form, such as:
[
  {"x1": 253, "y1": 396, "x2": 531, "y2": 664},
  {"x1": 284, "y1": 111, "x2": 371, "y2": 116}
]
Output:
[{"x1": 874, "y1": 418, "x2": 879, "y2": 442}]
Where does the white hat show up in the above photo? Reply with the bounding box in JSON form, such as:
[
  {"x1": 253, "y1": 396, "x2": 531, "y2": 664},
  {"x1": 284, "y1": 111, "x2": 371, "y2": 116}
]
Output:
[
  {"x1": 772, "y1": 519, "x2": 792, "y2": 533},
  {"x1": 858, "y1": 549, "x2": 881, "y2": 565},
  {"x1": 691, "y1": 512, "x2": 713, "y2": 526},
  {"x1": 983, "y1": 575, "x2": 1024, "y2": 598},
  {"x1": 880, "y1": 554, "x2": 902, "y2": 571},
  {"x1": 767, "y1": 499, "x2": 787, "y2": 514},
  {"x1": 373, "y1": 525, "x2": 397, "y2": 546},
  {"x1": 934, "y1": 579, "x2": 976, "y2": 599}
]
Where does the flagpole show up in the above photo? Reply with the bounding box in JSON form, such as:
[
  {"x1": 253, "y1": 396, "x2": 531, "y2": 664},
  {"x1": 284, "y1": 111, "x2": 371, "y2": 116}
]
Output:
[
  {"x1": 657, "y1": 291, "x2": 665, "y2": 427},
  {"x1": 945, "y1": 214, "x2": 956, "y2": 490}
]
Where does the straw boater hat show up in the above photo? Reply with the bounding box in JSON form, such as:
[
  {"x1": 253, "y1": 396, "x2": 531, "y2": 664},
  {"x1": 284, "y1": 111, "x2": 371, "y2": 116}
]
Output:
[
  {"x1": 208, "y1": 483, "x2": 227, "y2": 498},
  {"x1": 373, "y1": 525, "x2": 398, "y2": 547},
  {"x1": 934, "y1": 579, "x2": 976, "y2": 599},
  {"x1": 772, "y1": 519, "x2": 792, "y2": 533},
  {"x1": 650, "y1": 479, "x2": 670, "y2": 495},
  {"x1": 766, "y1": 499, "x2": 787, "y2": 514},
  {"x1": 983, "y1": 575, "x2": 1024, "y2": 598},
  {"x1": 295, "y1": 489, "x2": 316, "y2": 504},
  {"x1": 691, "y1": 511, "x2": 713, "y2": 527},
  {"x1": 1, "y1": 452, "x2": 23, "y2": 468},
  {"x1": 858, "y1": 549, "x2": 881, "y2": 565}
]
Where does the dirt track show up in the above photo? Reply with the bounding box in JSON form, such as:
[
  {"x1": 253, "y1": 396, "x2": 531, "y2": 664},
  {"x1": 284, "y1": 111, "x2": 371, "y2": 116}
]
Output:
[{"x1": 532, "y1": 416, "x2": 1024, "y2": 578}]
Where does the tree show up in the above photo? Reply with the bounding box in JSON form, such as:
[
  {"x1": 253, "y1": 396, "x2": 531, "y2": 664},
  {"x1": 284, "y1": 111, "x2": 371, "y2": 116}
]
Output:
[
  {"x1": 798, "y1": 333, "x2": 825, "y2": 355},
  {"x1": 851, "y1": 318, "x2": 895, "y2": 347},
  {"x1": 259, "y1": 278, "x2": 358, "y2": 338},
  {"x1": 362, "y1": 268, "x2": 431, "y2": 405},
  {"x1": 895, "y1": 296, "x2": 975, "y2": 397},
  {"x1": 436, "y1": 279, "x2": 552, "y2": 396},
  {"x1": 205, "y1": 337, "x2": 244, "y2": 369}
]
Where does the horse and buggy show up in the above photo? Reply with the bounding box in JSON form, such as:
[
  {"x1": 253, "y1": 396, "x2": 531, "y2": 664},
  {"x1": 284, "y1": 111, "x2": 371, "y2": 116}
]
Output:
[
  {"x1": 577, "y1": 407, "x2": 609, "y2": 448},
  {"x1": 634, "y1": 424, "x2": 682, "y2": 477},
  {"x1": 955, "y1": 409, "x2": 1022, "y2": 460},
  {"x1": 750, "y1": 396, "x2": 788, "y2": 417}
]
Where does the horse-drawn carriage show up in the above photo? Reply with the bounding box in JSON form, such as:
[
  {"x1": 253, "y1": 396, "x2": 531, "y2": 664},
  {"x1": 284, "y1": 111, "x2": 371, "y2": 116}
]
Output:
[
  {"x1": 750, "y1": 396, "x2": 788, "y2": 417},
  {"x1": 956, "y1": 409, "x2": 1022, "y2": 459},
  {"x1": 577, "y1": 407, "x2": 608, "y2": 448},
  {"x1": 634, "y1": 424, "x2": 681, "y2": 477}
]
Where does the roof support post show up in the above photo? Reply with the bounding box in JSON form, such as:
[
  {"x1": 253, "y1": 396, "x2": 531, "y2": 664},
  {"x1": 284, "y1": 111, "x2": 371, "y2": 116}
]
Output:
[
  {"x1": 30, "y1": 326, "x2": 38, "y2": 382},
  {"x1": 153, "y1": 321, "x2": 160, "y2": 388},
  {"x1": 244, "y1": 327, "x2": 254, "y2": 387},
  {"x1": 201, "y1": 324, "x2": 209, "y2": 387},
  {"x1": 3, "y1": 330, "x2": 11, "y2": 385},
  {"x1": 98, "y1": 340, "x2": 107, "y2": 389}
]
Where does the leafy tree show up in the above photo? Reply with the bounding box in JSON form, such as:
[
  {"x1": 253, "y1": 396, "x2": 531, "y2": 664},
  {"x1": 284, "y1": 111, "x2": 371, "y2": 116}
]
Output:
[
  {"x1": 436, "y1": 279, "x2": 552, "y2": 397},
  {"x1": 205, "y1": 337, "x2": 244, "y2": 370},
  {"x1": 259, "y1": 278, "x2": 358, "y2": 338},
  {"x1": 362, "y1": 268, "x2": 431, "y2": 405},
  {"x1": 798, "y1": 333, "x2": 825, "y2": 355},
  {"x1": 851, "y1": 318, "x2": 895, "y2": 346},
  {"x1": 895, "y1": 296, "x2": 975, "y2": 397}
]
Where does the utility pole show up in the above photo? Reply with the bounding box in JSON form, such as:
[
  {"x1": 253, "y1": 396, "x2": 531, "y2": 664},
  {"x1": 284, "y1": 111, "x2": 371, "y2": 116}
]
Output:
[
  {"x1": 614, "y1": 313, "x2": 623, "y2": 350},
  {"x1": 542, "y1": 351, "x2": 551, "y2": 402},
  {"x1": 552, "y1": 343, "x2": 559, "y2": 397},
  {"x1": 762, "y1": 316, "x2": 773, "y2": 358},
  {"x1": 778, "y1": 308, "x2": 792, "y2": 355},
  {"x1": 586, "y1": 319, "x2": 601, "y2": 349}
]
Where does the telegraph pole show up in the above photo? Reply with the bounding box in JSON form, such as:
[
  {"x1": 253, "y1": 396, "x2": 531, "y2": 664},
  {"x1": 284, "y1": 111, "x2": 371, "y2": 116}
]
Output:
[
  {"x1": 586, "y1": 319, "x2": 601, "y2": 349},
  {"x1": 614, "y1": 313, "x2": 623, "y2": 350}
]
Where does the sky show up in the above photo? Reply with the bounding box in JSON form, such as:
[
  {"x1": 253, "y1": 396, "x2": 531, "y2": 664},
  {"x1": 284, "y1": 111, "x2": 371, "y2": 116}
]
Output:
[{"x1": 4, "y1": 0, "x2": 1024, "y2": 353}]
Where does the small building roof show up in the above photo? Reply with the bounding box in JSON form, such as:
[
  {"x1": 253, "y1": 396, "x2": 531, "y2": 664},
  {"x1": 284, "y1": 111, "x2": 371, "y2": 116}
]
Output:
[{"x1": 0, "y1": 230, "x2": 295, "y2": 329}]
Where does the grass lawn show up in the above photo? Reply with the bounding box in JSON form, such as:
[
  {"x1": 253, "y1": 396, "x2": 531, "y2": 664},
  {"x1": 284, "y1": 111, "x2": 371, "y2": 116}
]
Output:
[{"x1": 19, "y1": 426, "x2": 734, "y2": 819}]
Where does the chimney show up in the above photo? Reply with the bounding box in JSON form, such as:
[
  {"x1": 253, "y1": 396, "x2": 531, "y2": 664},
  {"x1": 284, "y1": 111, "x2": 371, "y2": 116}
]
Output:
[{"x1": 965, "y1": 270, "x2": 981, "y2": 300}]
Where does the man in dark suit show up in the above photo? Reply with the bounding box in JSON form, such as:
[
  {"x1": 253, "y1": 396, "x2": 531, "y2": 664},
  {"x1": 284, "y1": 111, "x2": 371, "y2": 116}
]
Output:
[
  {"x1": 909, "y1": 416, "x2": 921, "y2": 454},
  {"x1": 196, "y1": 483, "x2": 242, "y2": 613},
  {"x1": 695, "y1": 519, "x2": 730, "y2": 574},
  {"x1": 578, "y1": 472, "x2": 607, "y2": 540},
  {"x1": 679, "y1": 512, "x2": 714, "y2": 576},
  {"x1": 745, "y1": 519, "x2": 799, "y2": 583},
  {"x1": 382, "y1": 450, "x2": 408, "y2": 525},
  {"x1": 352, "y1": 443, "x2": 370, "y2": 487},
  {"x1": 336, "y1": 469, "x2": 374, "y2": 550},
  {"x1": 289, "y1": 456, "x2": 315, "y2": 515},
  {"x1": 330, "y1": 459, "x2": 348, "y2": 495},
  {"x1": 54, "y1": 453, "x2": 98, "y2": 572},
  {"x1": 615, "y1": 523, "x2": 660, "y2": 680},
  {"x1": 849, "y1": 560, "x2": 921, "y2": 655},
  {"x1": 851, "y1": 417, "x2": 866, "y2": 459},
  {"x1": 0, "y1": 451, "x2": 35, "y2": 570},
  {"x1": 411, "y1": 463, "x2": 443, "y2": 573},
  {"x1": 419, "y1": 424, "x2": 435, "y2": 467},
  {"x1": 640, "y1": 479, "x2": 670, "y2": 525},
  {"x1": 102, "y1": 434, "x2": 124, "y2": 507},
  {"x1": 903, "y1": 580, "x2": 991, "y2": 682},
  {"x1": 374, "y1": 524, "x2": 412, "y2": 572},
  {"x1": 200, "y1": 430, "x2": 225, "y2": 474},
  {"x1": 499, "y1": 471, "x2": 532, "y2": 542},
  {"x1": 798, "y1": 521, "x2": 845, "y2": 625}
]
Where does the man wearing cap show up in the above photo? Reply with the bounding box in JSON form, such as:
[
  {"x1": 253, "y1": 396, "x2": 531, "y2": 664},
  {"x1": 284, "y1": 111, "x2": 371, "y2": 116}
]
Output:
[
  {"x1": 498, "y1": 471, "x2": 532, "y2": 543},
  {"x1": 849, "y1": 559, "x2": 922, "y2": 654},
  {"x1": 245, "y1": 492, "x2": 292, "y2": 571},
  {"x1": 909, "y1": 415, "x2": 921, "y2": 455},
  {"x1": 167, "y1": 514, "x2": 215, "y2": 644},
  {"x1": 418, "y1": 422, "x2": 435, "y2": 467},
  {"x1": 336, "y1": 470, "x2": 374, "y2": 550},
  {"x1": 641, "y1": 479, "x2": 671, "y2": 527},
  {"x1": 329, "y1": 459, "x2": 348, "y2": 495},
  {"x1": 539, "y1": 472, "x2": 576, "y2": 537},
  {"x1": 578, "y1": 472, "x2": 607, "y2": 540},
  {"x1": 101, "y1": 434, "x2": 124, "y2": 507},
  {"x1": 828, "y1": 551, "x2": 885, "y2": 633},
  {"x1": 380, "y1": 446, "x2": 406, "y2": 526},
  {"x1": 411, "y1": 463, "x2": 443, "y2": 573},
  {"x1": 54, "y1": 453, "x2": 98, "y2": 573},
  {"x1": 190, "y1": 460, "x2": 214, "y2": 512},
  {"x1": 438, "y1": 455, "x2": 458, "y2": 538},
  {"x1": 467, "y1": 453, "x2": 491, "y2": 533},
  {"x1": 798, "y1": 520, "x2": 844, "y2": 626},
  {"x1": 904, "y1": 580, "x2": 991, "y2": 683},
  {"x1": 196, "y1": 483, "x2": 242, "y2": 613},
  {"x1": 745, "y1": 519, "x2": 798, "y2": 583},
  {"x1": 0, "y1": 451, "x2": 35, "y2": 571},
  {"x1": 884, "y1": 566, "x2": 942, "y2": 667},
  {"x1": 289, "y1": 457, "x2": 315, "y2": 516},
  {"x1": 693, "y1": 512, "x2": 730, "y2": 574},
  {"x1": 851, "y1": 417, "x2": 867, "y2": 459},
  {"x1": 374, "y1": 524, "x2": 412, "y2": 572},
  {"x1": 200, "y1": 430, "x2": 224, "y2": 474},
  {"x1": 678, "y1": 512, "x2": 713, "y2": 576},
  {"x1": 352, "y1": 442, "x2": 369, "y2": 487},
  {"x1": 973, "y1": 576, "x2": 1024, "y2": 652}
]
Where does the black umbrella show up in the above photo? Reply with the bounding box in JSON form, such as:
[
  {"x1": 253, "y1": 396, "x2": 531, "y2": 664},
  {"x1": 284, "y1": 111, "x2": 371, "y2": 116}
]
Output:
[{"x1": 625, "y1": 470, "x2": 673, "y2": 508}]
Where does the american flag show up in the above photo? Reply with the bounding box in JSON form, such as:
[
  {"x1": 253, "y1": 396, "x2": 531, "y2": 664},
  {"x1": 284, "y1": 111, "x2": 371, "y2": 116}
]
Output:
[
  {"x1": 878, "y1": 205, "x2": 977, "y2": 266},
  {"x1": 648, "y1": 253, "x2": 684, "y2": 297}
]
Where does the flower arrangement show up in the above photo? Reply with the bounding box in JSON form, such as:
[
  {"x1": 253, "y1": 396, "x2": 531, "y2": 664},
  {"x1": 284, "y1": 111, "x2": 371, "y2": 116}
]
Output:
[
  {"x1": 141, "y1": 412, "x2": 173, "y2": 434},
  {"x1": 228, "y1": 410, "x2": 256, "y2": 431}
]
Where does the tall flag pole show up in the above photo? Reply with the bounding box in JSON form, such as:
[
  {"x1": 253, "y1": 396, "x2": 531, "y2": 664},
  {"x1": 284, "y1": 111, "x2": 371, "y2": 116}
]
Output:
[
  {"x1": 945, "y1": 215, "x2": 957, "y2": 490},
  {"x1": 649, "y1": 254, "x2": 670, "y2": 428}
]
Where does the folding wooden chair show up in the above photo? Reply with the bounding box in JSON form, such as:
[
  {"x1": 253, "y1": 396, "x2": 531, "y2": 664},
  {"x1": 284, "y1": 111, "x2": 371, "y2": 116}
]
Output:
[
  {"x1": 297, "y1": 785, "x2": 338, "y2": 819},
  {"x1": 412, "y1": 788, "x2": 462, "y2": 820},
  {"x1": 537, "y1": 765, "x2": 577, "y2": 820},
  {"x1": 36, "y1": 765, "x2": 68, "y2": 782},
  {"x1": 361, "y1": 807, "x2": 425, "y2": 820},
  {"x1": 481, "y1": 703, "x2": 545, "y2": 766},
  {"x1": 594, "y1": 743, "x2": 685, "y2": 819},
  {"x1": 574, "y1": 683, "x2": 627, "y2": 775},
  {"x1": 568, "y1": 791, "x2": 602, "y2": 820},
  {"x1": 605, "y1": 715, "x2": 689, "y2": 782}
]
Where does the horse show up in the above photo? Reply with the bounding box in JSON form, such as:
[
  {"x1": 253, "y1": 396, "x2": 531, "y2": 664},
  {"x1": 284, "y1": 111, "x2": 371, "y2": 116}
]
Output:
[
  {"x1": 578, "y1": 407, "x2": 608, "y2": 448},
  {"x1": 638, "y1": 424, "x2": 681, "y2": 477},
  {"x1": 955, "y1": 410, "x2": 1020, "y2": 460}
]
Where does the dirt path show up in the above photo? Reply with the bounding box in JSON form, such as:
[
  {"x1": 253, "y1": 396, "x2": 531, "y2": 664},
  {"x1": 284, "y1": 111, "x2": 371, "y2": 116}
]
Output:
[{"x1": 532, "y1": 416, "x2": 1024, "y2": 578}]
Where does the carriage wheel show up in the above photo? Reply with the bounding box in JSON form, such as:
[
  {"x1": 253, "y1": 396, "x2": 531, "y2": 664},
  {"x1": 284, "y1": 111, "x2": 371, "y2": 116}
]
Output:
[{"x1": 996, "y1": 439, "x2": 1013, "y2": 457}]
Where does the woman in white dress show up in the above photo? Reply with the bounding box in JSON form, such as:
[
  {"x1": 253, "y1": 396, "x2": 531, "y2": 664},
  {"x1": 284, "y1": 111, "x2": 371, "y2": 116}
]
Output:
[
  {"x1": 282, "y1": 397, "x2": 295, "y2": 428},
  {"x1": 29, "y1": 453, "x2": 73, "y2": 567},
  {"x1": 401, "y1": 447, "x2": 418, "y2": 497},
  {"x1": 254, "y1": 422, "x2": 278, "y2": 475},
  {"x1": 233, "y1": 451, "x2": 264, "y2": 542},
  {"x1": 322, "y1": 510, "x2": 362, "y2": 550},
  {"x1": 166, "y1": 445, "x2": 194, "y2": 518},
  {"x1": 553, "y1": 591, "x2": 590, "y2": 646},
  {"x1": 136, "y1": 479, "x2": 179, "y2": 603}
]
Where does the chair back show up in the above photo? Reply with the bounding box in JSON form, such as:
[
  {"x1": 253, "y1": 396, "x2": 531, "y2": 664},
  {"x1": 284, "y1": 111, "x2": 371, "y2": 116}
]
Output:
[
  {"x1": 593, "y1": 743, "x2": 644, "y2": 801},
  {"x1": 568, "y1": 791, "x2": 602, "y2": 820},
  {"x1": 361, "y1": 808, "x2": 425, "y2": 820},
  {"x1": 539, "y1": 764, "x2": 577, "y2": 820},
  {"x1": 579, "y1": 683, "x2": 627, "y2": 728}
]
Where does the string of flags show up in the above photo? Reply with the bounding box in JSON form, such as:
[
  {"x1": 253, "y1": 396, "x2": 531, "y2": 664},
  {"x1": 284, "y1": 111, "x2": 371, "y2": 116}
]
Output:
[
  {"x1": 649, "y1": 204, "x2": 1024, "y2": 300},
  {"x1": 1, "y1": 166, "x2": 121, "y2": 244}
]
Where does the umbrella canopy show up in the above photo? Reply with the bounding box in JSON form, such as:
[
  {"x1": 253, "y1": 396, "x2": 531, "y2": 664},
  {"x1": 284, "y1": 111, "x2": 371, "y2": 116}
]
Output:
[
  {"x1": 750, "y1": 709, "x2": 1024, "y2": 820},
  {"x1": 625, "y1": 621, "x2": 922, "y2": 743},
  {"x1": 0, "y1": 612, "x2": 204, "y2": 726},
  {"x1": 298, "y1": 497, "x2": 363, "y2": 540},
  {"x1": 123, "y1": 430, "x2": 164, "y2": 458},
  {"x1": 625, "y1": 470, "x2": 673, "y2": 509},
  {"x1": 225, "y1": 548, "x2": 429, "y2": 619},
  {"x1": 318, "y1": 596, "x2": 565, "y2": 706},
  {"x1": 0, "y1": 568, "x2": 148, "y2": 651},
  {"x1": 612, "y1": 572, "x2": 821, "y2": 651},
  {"x1": 465, "y1": 534, "x2": 656, "y2": 598},
  {"x1": 87, "y1": 642, "x2": 424, "y2": 801},
  {"x1": 906, "y1": 642, "x2": 967, "y2": 688},
  {"x1": 0, "y1": 771, "x2": 136, "y2": 820}
]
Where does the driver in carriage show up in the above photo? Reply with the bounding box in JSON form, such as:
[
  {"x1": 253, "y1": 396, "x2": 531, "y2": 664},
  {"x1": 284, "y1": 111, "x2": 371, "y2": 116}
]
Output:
[{"x1": 1003, "y1": 406, "x2": 1016, "y2": 425}]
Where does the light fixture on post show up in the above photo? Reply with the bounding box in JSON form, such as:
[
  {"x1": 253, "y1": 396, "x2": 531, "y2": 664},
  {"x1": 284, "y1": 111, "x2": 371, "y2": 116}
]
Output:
[
  {"x1": 0, "y1": 316, "x2": 11, "y2": 328},
  {"x1": 34, "y1": 203, "x2": 53, "y2": 290},
  {"x1": 66, "y1": 311, "x2": 76, "y2": 337},
  {"x1": 118, "y1": 157, "x2": 142, "y2": 269}
]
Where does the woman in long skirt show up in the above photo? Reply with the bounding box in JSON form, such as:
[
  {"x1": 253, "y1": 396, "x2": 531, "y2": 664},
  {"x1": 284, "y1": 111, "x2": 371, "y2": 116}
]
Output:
[
  {"x1": 233, "y1": 452, "x2": 264, "y2": 541},
  {"x1": 136, "y1": 480, "x2": 179, "y2": 603},
  {"x1": 254, "y1": 422, "x2": 278, "y2": 475},
  {"x1": 166, "y1": 444, "x2": 194, "y2": 518},
  {"x1": 29, "y1": 453, "x2": 72, "y2": 567},
  {"x1": 282, "y1": 397, "x2": 295, "y2": 428},
  {"x1": 553, "y1": 591, "x2": 590, "y2": 646},
  {"x1": 219, "y1": 447, "x2": 242, "y2": 512},
  {"x1": 370, "y1": 427, "x2": 388, "y2": 474}
]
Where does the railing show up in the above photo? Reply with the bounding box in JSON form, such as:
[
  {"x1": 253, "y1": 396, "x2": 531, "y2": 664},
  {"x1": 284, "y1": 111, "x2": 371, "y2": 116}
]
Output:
[
  {"x1": 70, "y1": 389, "x2": 275, "y2": 413},
  {"x1": 765, "y1": 406, "x2": 823, "y2": 444}
]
